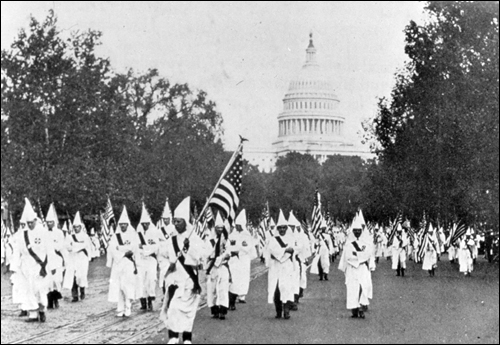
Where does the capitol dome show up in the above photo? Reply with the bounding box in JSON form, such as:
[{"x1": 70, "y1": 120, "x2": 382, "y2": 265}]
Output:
[{"x1": 273, "y1": 34, "x2": 347, "y2": 161}]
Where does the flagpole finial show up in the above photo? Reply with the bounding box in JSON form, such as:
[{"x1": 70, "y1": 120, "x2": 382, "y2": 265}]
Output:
[{"x1": 239, "y1": 135, "x2": 249, "y2": 143}]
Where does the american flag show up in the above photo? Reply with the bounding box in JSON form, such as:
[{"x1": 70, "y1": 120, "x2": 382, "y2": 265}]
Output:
[
  {"x1": 257, "y1": 204, "x2": 270, "y2": 249},
  {"x1": 387, "y1": 213, "x2": 403, "y2": 247},
  {"x1": 103, "y1": 198, "x2": 115, "y2": 229},
  {"x1": 209, "y1": 144, "x2": 243, "y2": 224},
  {"x1": 99, "y1": 213, "x2": 110, "y2": 249},
  {"x1": 195, "y1": 206, "x2": 214, "y2": 239},
  {"x1": 311, "y1": 189, "x2": 322, "y2": 237},
  {"x1": 449, "y1": 222, "x2": 467, "y2": 246}
]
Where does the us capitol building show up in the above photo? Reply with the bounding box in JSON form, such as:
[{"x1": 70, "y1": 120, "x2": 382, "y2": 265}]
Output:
[{"x1": 246, "y1": 34, "x2": 372, "y2": 173}]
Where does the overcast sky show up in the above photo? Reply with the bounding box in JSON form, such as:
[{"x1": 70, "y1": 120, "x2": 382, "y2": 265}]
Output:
[{"x1": 1, "y1": 1, "x2": 428, "y2": 151}]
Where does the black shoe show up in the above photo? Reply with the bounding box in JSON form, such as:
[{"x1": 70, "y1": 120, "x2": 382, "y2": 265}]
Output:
[
  {"x1": 319, "y1": 276, "x2": 324, "y2": 281},
  {"x1": 39, "y1": 312, "x2": 46, "y2": 323},
  {"x1": 351, "y1": 309, "x2": 359, "y2": 318},
  {"x1": 275, "y1": 313, "x2": 282, "y2": 319},
  {"x1": 25, "y1": 318, "x2": 39, "y2": 323},
  {"x1": 238, "y1": 300, "x2": 247, "y2": 304},
  {"x1": 54, "y1": 299, "x2": 59, "y2": 309},
  {"x1": 324, "y1": 275, "x2": 329, "y2": 281},
  {"x1": 359, "y1": 310, "x2": 365, "y2": 319},
  {"x1": 80, "y1": 288, "x2": 85, "y2": 301},
  {"x1": 140, "y1": 298, "x2": 147, "y2": 311},
  {"x1": 229, "y1": 305, "x2": 236, "y2": 311},
  {"x1": 396, "y1": 268, "x2": 401, "y2": 277},
  {"x1": 72, "y1": 297, "x2": 79, "y2": 303},
  {"x1": 19, "y1": 310, "x2": 28, "y2": 317},
  {"x1": 284, "y1": 303, "x2": 292, "y2": 319},
  {"x1": 219, "y1": 315, "x2": 226, "y2": 320},
  {"x1": 401, "y1": 269, "x2": 405, "y2": 277},
  {"x1": 47, "y1": 292, "x2": 54, "y2": 309}
]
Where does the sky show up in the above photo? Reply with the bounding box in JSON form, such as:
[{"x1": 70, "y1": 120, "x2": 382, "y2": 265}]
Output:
[{"x1": 1, "y1": 1, "x2": 428, "y2": 151}]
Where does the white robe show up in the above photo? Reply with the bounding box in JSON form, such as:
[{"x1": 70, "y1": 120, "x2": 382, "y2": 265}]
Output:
[
  {"x1": 137, "y1": 229, "x2": 161, "y2": 298},
  {"x1": 228, "y1": 230, "x2": 253, "y2": 296},
  {"x1": 422, "y1": 236, "x2": 439, "y2": 271},
  {"x1": 47, "y1": 229, "x2": 66, "y2": 292},
  {"x1": 206, "y1": 235, "x2": 230, "y2": 308},
  {"x1": 296, "y1": 230, "x2": 312, "y2": 290},
  {"x1": 63, "y1": 232, "x2": 92, "y2": 290},
  {"x1": 160, "y1": 230, "x2": 205, "y2": 333},
  {"x1": 267, "y1": 233, "x2": 298, "y2": 304},
  {"x1": 458, "y1": 238, "x2": 474, "y2": 273},
  {"x1": 338, "y1": 236, "x2": 372, "y2": 310},
  {"x1": 13, "y1": 225, "x2": 57, "y2": 311},
  {"x1": 391, "y1": 232, "x2": 409, "y2": 270},
  {"x1": 108, "y1": 230, "x2": 141, "y2": 304}
]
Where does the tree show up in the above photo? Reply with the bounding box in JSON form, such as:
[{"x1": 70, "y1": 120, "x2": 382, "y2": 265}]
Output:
[{"x1": 366, "y1": 1, "x2": 499, "y2": 227}]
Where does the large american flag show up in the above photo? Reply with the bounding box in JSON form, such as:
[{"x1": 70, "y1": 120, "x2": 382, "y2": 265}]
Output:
[
  {"x1": 209, "y1": 144, "x2": 243, "y2": 224},
  {"x1": 311, "y1": 189, "x2": 322, "y2": 237}
]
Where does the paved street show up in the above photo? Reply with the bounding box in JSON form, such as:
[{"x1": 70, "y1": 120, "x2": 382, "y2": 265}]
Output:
[{"x1": 1, "y1": 256, "x2": 499, "y2": 344}]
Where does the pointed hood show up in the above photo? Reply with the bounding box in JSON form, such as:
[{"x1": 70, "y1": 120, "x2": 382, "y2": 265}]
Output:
[
  {"x1": 162, "y1": 198, "x2": 173, "y2": 219},
  {"x1": 269, "y1": 217, "x2": 276, "y2": 228},
  {"x1": 358, "y1": 209, "x2": 366, "y2": 228},
  {"x1": 118, "y1": 206, "x2": 132, "y2": 226},
  {"x1": 397, "y1": 222, "x2": 403, "y2": 232},
  {"x1": 288, "y1": 211, "x2": 300, "y2": 228},
  {"x1": 277, "y1": 209, "x2": 288, "y2": 228},
  {"x1": 139, "y1": 203, "x2": 153, "y2": 224},
  {"x1": 73, "y1": 211, "x2": 84, "y2": 228},
  {"x1": 351, "y1": 213, "x2": 364, "y2": 230},
  {"x1": 235, "y1": 209, "x2": 247, "y2": 226},
  {"x1": 45, "y1": 203, "x2": 59, "y2": 224},
  {"x1": 21, "y1": 198, "x2": 37, "y2": 223},
  {"x1": 174, "y1": 197, "x2": 191, "y2": 224},
  {"x1": 62, "y1": 221, "x2": 68, "y2": 232},
  {"x1": 214, "y1": 212, "x2": 225, "y2": 228},
  {"x1": 90, "y1": 228, "x2": 95, "y2": 236}
]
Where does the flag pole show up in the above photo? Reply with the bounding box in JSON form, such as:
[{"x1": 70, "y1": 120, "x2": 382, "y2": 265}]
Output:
[{"x1": 195, "y1": 139, "x2": 246, "y2": 225}]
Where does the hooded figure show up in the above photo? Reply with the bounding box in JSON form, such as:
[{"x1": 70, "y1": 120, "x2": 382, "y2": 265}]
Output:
[
  {"x1": 338, "y1": 213, "x2": 374, "y2": 319},
  {"x1": 391, "y1": 222, "x2": 409, "y2": 277},
  {"x1": 206, "y1": 212, "x2": 231, "y2": 320},
  {"x1": 63, "y1": 211, "x2": 92, "y2": 303},
  {"x1": 137, "y1": 203, "x2": 162, "y2": 311},
  {"x1": 458, "y1": 228, "x2": 475, "y2": 275},
  {"x1": 158, "y1": 198, "x2": 177, "y2": 296},
  {"x1": 159, "y1": 197, "x2": 206, "y2": 345},
  {"x1": 422, "y1": 224, "x2": 439, "y2": 276},
  {"x1": 108, "y1": 206, "x2": 140, "y2": 317},
  {"x1": 267, "y1": 210, "x2": 299, "y2": 320},
  {"x1": 228, "y1": 209, "x2": 254, "y2": 309},
  {"x1": 312, "y1": 217, "x2": 333, "y2": 281},
  {"x1": 287, "y1": 211, "x2": 309, "y2": 308},
  {"x1": 45, "y1": 203, "x2": 65, "y2": 309},
  {"x1": 11, "y1": 198, "x2": 57, "y2": 322}
]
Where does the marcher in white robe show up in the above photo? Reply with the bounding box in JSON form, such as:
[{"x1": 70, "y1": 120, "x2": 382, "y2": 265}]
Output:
[
  {"x1": 158, "y1": 198, "x2": 176, "y2": 296},
  {"x1": 422, "y1": 224, "x2": 439, "y2": 276},
  {"x1": 391, "y1": 224, "x2": 409, "y2": 277},
  {"x1": 293, "y1": 215, "x2": 311, "y2": 302},
  {"x1": 89, "y1": 228, "x2": 101, "y2": 259},
  {"x1": 63, "y1": 212, "x2": 92, "y2": 302},
  {"x1": 108, "y1": 207, "x2": 140, "y2": 317},
  {"x1": 45, "y1": 204, "x2": 65, "y2": 309},
  {"x1": 137, "y1": 203, "x2": 162, "y2": 311},
  {"x1": 228, "y1": 210, "x2": 254, "y2": 310},
  {"x1": 10, "y1": 218, "x2": 29, "y2": 317},
  {"x1": 159, "y1": 197, "x2": 205, "y2": 345},
  {"x1": 338, "y1": 215, "x2": 373, "y2": 319},
  {"x1": 206, "y1": 213, "x2": 231, "y2": 320},
  {"x1": 374, "y1": 229, "x2": 385, "y2": 263},
  {"x1": 267, "y1": 210, "x2": 299, "y2": 320},
  {"x1": 12, "y1": 199, "x2": 57, "y2": 323},
  {"x1": 459, "y1": 231, "x2": 475, "y2": 276},
  {"x1": 315, "y1": 220, "x2": 333, "y2": 281}
]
